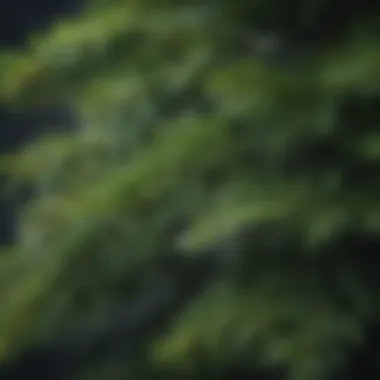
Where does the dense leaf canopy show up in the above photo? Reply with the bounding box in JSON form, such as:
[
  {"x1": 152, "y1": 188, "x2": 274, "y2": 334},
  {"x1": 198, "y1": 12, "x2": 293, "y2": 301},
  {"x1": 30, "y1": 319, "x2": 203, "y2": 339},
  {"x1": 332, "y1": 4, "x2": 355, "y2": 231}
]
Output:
[{"x1": 0, "y1": 1, "x2": 379, "y2": 379}]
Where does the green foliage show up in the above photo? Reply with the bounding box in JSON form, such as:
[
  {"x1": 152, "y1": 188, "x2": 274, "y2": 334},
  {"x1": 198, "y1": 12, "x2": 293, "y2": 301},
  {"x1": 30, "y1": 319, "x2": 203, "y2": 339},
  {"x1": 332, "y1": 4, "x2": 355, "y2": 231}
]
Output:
[{"x1": 1, "y1": 1, "x2": 380, "y2": 379}]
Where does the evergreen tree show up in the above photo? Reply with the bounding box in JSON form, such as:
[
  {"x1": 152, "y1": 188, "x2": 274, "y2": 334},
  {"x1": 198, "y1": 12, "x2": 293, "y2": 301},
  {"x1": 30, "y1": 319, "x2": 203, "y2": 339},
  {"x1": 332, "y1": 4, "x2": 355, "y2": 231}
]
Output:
[{"x1": 0, "y1": 1, "x2": 379, "y2": 379}]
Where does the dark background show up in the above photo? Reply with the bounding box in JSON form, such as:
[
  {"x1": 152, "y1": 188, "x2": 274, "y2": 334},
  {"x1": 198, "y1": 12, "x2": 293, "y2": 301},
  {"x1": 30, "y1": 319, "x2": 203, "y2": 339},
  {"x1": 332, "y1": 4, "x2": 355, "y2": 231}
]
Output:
[{"x1": 0, "y1": 0, "x2": 81, "y2": 245}]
